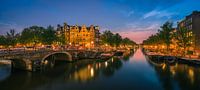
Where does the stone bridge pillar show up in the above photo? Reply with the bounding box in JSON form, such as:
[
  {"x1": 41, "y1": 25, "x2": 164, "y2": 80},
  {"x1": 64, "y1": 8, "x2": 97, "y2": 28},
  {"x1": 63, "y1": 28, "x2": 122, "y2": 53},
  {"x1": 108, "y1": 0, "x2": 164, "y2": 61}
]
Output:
[{"x1": 11, "y1": 59, "x2": 33, "y2": 71}]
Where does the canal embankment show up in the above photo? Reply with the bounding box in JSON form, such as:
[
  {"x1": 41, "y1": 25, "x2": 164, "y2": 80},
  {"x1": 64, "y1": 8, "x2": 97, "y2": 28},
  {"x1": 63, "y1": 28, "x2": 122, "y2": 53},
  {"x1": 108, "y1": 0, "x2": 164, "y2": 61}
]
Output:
[{"x1": 142, "y1": 48, "x2": 200, "y2": 66}]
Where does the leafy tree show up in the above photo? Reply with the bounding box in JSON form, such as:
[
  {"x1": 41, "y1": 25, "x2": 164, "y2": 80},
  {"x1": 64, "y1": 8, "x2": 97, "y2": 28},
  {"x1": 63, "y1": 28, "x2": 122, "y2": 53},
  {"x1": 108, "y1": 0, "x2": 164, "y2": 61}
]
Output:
[
  {"x1": 122, "y1": 38, "x2": 130, "y2": 46},
  {"x1": 143, "y1": 33, "x2": 162, "y2": 45},
  {"x1": 57, "y1": 34, "x2": 66, "y2": 45},
  {"x1": 56, "y1": 24, "x2": 67, "y2": 45},
  {"x1": 20, "y1": 28, "x2": 32, "y2": 45},
  {"x1": 101, "y1": 30, "x2": 114, "y2": 46},
  {"x1": 122, "y1": 37, "x2": 136, "y2": 48},
  {"x1": 113, "y1": 33, "x2": 122, "y2": 47},
  {"x1": 160, "y1": 21, "x2": 173, "y2": 54},
  {"x1": 0, "y1": 35, "x2": 6, "y2": 46},
  {"x1": 175, "y1": 27, "x2": 194, "y2": 56},
  {"x1": 42, "y1": 26, "x2": 57, "y2": 45},
  {"x1": 101, "y1": 30, "x2": 136, "y2": 48},
  {"x1": 5, "y1": 29, "x2": 19, "y2": 47},
  {"x1": 20, "y1": 26, "x2": 45, "y2": 46}
]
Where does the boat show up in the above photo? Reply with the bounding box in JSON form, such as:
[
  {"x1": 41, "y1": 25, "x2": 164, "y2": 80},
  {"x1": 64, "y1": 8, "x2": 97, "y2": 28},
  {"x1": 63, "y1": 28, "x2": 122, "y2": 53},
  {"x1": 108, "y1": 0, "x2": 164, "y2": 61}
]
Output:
[
  {"x1": 97, "y1": 52, "x2": 113, "y2": 61},
  {"x1": 158, "y1": 56, "x2": 177, "y2": 65},
  {"x1": 113, "y1": 51, "x2": 124, "y2": 59}
]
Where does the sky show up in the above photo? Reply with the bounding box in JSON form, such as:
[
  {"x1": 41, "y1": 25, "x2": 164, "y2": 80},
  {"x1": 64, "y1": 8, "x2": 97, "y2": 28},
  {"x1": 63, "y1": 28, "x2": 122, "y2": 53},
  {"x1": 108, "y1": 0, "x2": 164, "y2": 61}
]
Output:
[{"x1": 0, "y1": 0, "x2": 200, "y2": 43}]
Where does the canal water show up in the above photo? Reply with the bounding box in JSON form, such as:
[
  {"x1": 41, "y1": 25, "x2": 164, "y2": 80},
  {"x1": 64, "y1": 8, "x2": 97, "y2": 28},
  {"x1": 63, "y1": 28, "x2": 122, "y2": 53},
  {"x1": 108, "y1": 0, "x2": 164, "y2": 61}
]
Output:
[{"x1": 0, "y1": 49, "x2": 200, "y2": 90}]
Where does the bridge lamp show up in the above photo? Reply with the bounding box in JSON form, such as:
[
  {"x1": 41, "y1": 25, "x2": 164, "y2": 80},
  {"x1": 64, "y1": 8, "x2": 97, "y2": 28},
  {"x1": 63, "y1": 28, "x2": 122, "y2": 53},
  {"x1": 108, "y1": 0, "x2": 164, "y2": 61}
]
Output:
[
  {"x1": 69, "y1": 42, "x2": 72, "y2": 45},
  {"x1": 44, "y1": 60, "x2": 48, "y2": 65},
  {"x1": 162, "y1": 63, "x2": 166, "y2": 70}
]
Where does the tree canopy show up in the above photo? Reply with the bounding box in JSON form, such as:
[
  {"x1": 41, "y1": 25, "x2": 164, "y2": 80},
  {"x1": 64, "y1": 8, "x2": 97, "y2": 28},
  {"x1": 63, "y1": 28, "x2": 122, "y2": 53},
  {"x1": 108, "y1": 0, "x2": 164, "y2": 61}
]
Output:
[{"x1": 101, "y1": 30, "x2": 136, "y2": 47}]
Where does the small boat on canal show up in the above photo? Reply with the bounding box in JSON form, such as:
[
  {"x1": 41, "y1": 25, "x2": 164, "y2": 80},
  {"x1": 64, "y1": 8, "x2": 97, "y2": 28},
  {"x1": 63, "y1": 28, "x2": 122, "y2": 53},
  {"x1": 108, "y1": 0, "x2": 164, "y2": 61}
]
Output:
[
  {"x1": 113, "y1": 51, "x2": 124, "y2": 59},
  {"x1": 96, "y1": 52, "x2": 113, "y2": 62}
]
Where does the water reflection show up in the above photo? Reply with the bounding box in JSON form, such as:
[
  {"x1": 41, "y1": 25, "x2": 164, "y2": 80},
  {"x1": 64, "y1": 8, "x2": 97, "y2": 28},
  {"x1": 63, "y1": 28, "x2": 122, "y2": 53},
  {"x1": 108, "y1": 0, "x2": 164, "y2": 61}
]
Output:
[
  {"x1": 148, "y1": 59, "x2": 200, "y2": 90},
  {"x1": 0, "y1": 64, "x2": 11, "y2": 81},
  {"x1": 2, "y1": 49, "x2": 200, "y2": 90},
  {"x1": 68, "y1": 58, "x2": 123, "y2": 82},
  {"x1": 0, "y1": 53, "x2": 130, "y2": 90}
]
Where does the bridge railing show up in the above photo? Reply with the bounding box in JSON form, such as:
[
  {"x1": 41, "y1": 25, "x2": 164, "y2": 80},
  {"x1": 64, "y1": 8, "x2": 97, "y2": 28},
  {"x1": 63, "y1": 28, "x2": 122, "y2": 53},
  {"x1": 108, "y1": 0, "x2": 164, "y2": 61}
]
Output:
[
  {"x1": 0, "y1": 47, "x2": 118, "y2": 60},
  {"x1": 0, "y1": 49, "x2": 56, "y2": 59}
]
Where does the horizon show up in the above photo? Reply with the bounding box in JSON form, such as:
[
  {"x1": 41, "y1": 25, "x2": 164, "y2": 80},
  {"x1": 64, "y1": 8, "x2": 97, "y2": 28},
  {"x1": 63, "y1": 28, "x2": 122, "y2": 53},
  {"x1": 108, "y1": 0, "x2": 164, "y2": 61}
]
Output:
[{"x1": 0, "y1": 0, "x2": 200, "y2": 43}]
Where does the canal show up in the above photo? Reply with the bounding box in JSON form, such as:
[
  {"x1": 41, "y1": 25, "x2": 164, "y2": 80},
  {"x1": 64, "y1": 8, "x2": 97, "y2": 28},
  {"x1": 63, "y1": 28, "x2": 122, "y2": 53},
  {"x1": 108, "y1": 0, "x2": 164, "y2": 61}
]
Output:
[{"x1": 0, "y1": 49, "x2": 200, "y2": 90}]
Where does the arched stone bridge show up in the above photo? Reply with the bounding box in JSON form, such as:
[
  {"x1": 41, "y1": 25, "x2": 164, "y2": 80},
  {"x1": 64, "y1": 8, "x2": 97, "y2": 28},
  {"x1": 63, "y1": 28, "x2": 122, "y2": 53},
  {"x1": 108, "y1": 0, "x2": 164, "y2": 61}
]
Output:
[{"x1": 0, "y1": 50, "x2": 101, "y2": 71}]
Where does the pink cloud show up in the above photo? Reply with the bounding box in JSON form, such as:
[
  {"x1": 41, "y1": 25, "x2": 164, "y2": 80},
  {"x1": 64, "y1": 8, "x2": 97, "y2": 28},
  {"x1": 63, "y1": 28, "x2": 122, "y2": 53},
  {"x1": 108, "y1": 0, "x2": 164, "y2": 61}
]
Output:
[
  {"x1": 117, "y1": 30, "x2": 157, "y2": 44},
  {"x1": 114, "y1": 23, "x2": 160, "y2": 44}
]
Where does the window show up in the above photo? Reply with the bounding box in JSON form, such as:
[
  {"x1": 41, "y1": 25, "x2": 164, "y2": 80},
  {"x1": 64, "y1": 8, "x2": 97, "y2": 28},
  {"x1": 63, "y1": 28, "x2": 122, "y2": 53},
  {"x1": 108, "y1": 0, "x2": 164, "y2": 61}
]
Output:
[{"x1": 189, "y1": 25, "x2": 192, "y2": 30}]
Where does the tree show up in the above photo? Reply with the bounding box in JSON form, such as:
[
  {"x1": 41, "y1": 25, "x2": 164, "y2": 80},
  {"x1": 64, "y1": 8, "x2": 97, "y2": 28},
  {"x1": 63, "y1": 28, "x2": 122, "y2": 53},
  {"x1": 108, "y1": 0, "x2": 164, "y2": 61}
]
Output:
[
  {"x1": 122, "y1": 37, "x2": 136, "y2": 48},
  {"x1": 113, "y1": 33, "x2": 122, "y2": 47},
  {"x1": 20, "y1": 26, "x2": 45, "y2": 46},
  {"x1": 5, "y1": 29, "x2": 19, "y2": 48},
  {"x1": 0, "y1": 35, "x2": 6, "y2": 47},
  {"x1": 160, "y1": 21, "x2": 173, "y2": 54},
  {"x1": 56, "y1": 24, "x2": 67, "y2": 45},
  {"x1": 100, "y1": 30, "x2": 136, "y2": 50},
  {"x1": 143, "y1": 33, "x2": 161, "y2": 45},
  {"x1": 122, "y1": 38, "x2": 130, "y2": 47},
  {"x1": 175, "y1": 27, "x2": 194, "y2": 56},
  {"x1": 20, "y1": 28, "x2": 32, "y2": 45},
  {"x1": 101, "y1": 30, "x2": 114, "y2": 46},
  {"x1": 42, "y1": 26, "x2": 57, "y2": 45}
]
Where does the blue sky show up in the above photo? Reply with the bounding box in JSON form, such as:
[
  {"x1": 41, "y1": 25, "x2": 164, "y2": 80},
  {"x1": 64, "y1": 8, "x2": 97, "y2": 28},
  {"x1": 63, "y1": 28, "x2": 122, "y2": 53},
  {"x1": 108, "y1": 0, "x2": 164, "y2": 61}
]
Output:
[{"x1": 0, "y1": 0, "x2": 200, "y2": 43}]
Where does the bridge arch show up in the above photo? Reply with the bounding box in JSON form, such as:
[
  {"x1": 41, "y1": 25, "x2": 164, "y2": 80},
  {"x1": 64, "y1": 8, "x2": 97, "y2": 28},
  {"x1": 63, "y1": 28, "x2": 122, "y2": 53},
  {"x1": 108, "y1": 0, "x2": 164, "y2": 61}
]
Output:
[
  {"x1": 0, "y1": 59, "x2": 28, "y2": 71},
  {"x1": 11, "y1": 59, "x2": 27, "y2": 70},
  {"x1": 42, "y1": 52, "x2": 73, "y2": 63}
]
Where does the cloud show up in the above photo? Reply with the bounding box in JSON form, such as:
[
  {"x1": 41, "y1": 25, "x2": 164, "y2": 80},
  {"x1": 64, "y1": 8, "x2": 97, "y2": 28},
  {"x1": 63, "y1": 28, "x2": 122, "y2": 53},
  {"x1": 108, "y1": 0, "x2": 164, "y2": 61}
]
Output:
[
  {"x1": 115, "y1": 22, "x2": 161, "y2": 43},
  {"x1": 124, "y1": 22, "x2": 160, "y2": 32},
  {"x1": 0, "y1": 21, "x2": 18, "y2": 28},
  {"x1": 118, "y1": 30, "x2": 156, "y2": 44},
  {"x1": 119, "y1": 10, "x2": 134, "y2": 17},
  {"x1": 143, "y1": 9, "x2": 177, "y2": 19}
]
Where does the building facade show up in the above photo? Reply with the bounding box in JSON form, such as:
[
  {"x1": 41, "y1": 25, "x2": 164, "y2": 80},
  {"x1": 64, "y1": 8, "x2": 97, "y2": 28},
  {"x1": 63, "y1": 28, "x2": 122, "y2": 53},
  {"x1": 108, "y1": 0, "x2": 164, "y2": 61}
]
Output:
[
  {"x1": 177, "y1": 11, "x2": 200, "y2": 50},
  {"x1": 56, "y1": 23, "x2": 100, "y2": 48}
]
